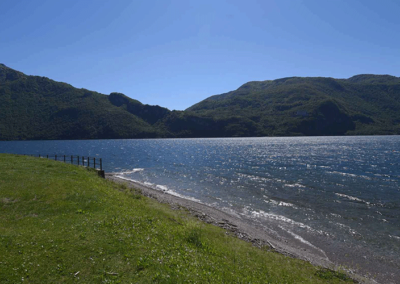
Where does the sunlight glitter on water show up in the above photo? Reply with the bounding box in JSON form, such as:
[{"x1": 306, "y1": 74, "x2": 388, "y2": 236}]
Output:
[{"x1": 2, "y1": 136, "x2": 400, "y2": 279}]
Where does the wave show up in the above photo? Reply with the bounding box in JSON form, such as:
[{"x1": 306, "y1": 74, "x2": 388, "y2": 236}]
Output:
[
  {"x1": 156, "y1": 184, "x2": 168, "y2": 191},
  {"x1": 237, "y1": 172, "x2": 271, "y2": 183},
  {"x1": 335, "y1": 192, "x2": 371, "y2": 205},
  {"x1": 326, "y1": 171, "x2": 372, "y2": 180},
  {"x1": 244, "y1": 208, "x2": 324, "y2": 235},
  {"x1": 389, "y1": 235, "x2": 400, "y2": 241},
  {"x1": 263, "y1": 197, "x2": 298, "y2": 209},
  {"x1": 114, "y1": 175, "x2": 202, "y2": 203},
  {"x1": 284, "y1": 183, "x2": 306, "y2": 188},
  {"x1": 281, "y1": 226, "x2": 329, "y2": 259},
  {"x1": 331, "y1": 222, "x2": 362, "y2": 238},
  {"x1": 118, "y1": 168, "x2": 144, "y2": 174}
]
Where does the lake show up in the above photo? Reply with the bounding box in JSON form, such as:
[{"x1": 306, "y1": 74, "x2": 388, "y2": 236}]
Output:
[{"x1": 1, "y1": 136, "x2": 399, "y2": 281}]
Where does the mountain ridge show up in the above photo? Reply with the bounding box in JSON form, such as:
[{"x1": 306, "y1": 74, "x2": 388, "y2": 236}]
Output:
[
  {"x1": 1, "y1": 63, "x2": 400, "y2": 140},
  {"x1": 0, "y1": 64, "x2": 167, "y2": 140},
  {"x1": 187, "y1": 73, "x2": 400, "y2": 136}
]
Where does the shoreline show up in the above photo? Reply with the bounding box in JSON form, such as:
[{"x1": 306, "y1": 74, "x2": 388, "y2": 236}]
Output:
[{"x1": 106, "y1": 173, "x2": 375, "y2": 284}]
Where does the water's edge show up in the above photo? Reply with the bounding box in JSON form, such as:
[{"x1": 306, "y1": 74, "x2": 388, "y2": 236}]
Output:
[
  {"x1": 2, "y1": 136, "x2": 399, "y2": 283},
  {"x1": 107, "y1": 174, "x2": 377, "y2": 284}
]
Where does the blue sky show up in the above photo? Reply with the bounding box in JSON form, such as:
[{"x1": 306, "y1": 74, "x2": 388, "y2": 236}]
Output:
[{"x1": 1, "y1": 0, "x2": 400, "y2": 110}]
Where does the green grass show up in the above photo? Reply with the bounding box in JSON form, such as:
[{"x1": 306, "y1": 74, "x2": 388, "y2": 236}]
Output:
[{"x1": 0, "y1": 154, "x2": 355, "y2": 283}]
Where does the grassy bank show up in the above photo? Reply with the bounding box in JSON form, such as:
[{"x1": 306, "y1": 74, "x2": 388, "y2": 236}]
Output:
[{"x1": 0, "y1": 154, "x2": 354, "y2": 283}]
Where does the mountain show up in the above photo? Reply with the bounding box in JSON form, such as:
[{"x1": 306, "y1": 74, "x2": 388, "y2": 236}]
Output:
[
  {"x1": 1, "y1": 63, "x2": 400, "y2": 140},
  {"x1": 0, "y1": 64, "x2": 171, "y2": 140},
  {"x1": 187, "y1": 75, "x2": 400, "y2": 136}
]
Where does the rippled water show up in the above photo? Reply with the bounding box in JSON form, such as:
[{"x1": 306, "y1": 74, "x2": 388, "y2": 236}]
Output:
[{"x1": 1, "y1": 136, "x2": 400, "y2": 280}]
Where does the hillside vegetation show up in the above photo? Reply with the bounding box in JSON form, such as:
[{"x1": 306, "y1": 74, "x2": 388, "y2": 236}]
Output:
[
  {"x1": 0, "y1": 64, "x2": 166, "y2": 140},
  {"x1": 0, "y1": 154, "x2": 355, "y2": 283},
  {"x1": 1, "y1": 63, "x2": 400, "y2": 140},
  {"x1": 187, "y1": 76, "x2": 400, "y2": 136}
]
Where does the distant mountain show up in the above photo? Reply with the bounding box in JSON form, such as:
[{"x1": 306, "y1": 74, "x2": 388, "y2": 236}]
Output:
[
  {"x1": 0, "y1": 64, "x2": 169, "y2": 140},
  {"x1": 1, "y1": 63, "x2": 400, "y2": 140},
  {"x1": 187, "y1": 75, "x2": 400, "y2": 136}
]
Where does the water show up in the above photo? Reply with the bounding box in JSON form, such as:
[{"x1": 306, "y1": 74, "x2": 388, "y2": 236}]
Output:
[{"x1": 1, "y1": 136, "x2": 400, "y2": 281}]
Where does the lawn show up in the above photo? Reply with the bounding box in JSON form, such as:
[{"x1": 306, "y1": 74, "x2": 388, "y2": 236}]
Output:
[{"x1": 0, "y1": 154, "x2": 355, "y2": 283}]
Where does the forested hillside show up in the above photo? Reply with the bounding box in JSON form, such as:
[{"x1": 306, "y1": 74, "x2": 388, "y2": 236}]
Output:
[
  {"x1": 0, "y1": 64, "x2": 167, "y2": 140},
  {"x1": 187, "y1": 75, "x2": 400, "y2": 136},
  {"x1": 1, "y1": 63, "x2": 400, "y2": 140}
]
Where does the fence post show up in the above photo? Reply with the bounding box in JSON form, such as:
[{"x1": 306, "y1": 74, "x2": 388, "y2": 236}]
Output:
[{"x1": 31, "y1": 154, "x2": 103, "y2": 172}]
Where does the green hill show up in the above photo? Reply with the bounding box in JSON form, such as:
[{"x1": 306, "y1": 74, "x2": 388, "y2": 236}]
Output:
[
  {"x1": 0, "y1": 64, "x2": 168, "y2": 140},
  {"x1": 187, "y1": 75, "x2": 400, "y2": 136},
  {"x1": 1, "y1": 63, "x2": 400, "y2": 140}
]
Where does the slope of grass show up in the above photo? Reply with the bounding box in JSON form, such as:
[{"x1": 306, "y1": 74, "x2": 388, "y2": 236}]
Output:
[{"x1": 0, "y1": 154, "x2": 355, "y2": 283}]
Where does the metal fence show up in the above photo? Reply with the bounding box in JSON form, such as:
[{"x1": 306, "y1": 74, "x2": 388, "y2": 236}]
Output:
[{"x1": 24, "y1": 154, "x2": 103, "y2": 171}]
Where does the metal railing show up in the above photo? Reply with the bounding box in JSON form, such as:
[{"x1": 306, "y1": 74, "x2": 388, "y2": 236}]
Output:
[{"x1": 24, "y1": 154, "x2": 103, "y2": 171}]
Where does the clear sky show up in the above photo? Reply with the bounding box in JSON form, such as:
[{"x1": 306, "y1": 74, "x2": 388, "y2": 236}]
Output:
[{"x1": 1, "y1": 0, "x2": 400, "y2": 110}]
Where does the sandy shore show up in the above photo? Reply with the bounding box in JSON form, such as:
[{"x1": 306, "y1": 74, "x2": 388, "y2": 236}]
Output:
[{"x1": 106, "y1": 173, "x2": 378, "y2": 284}]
